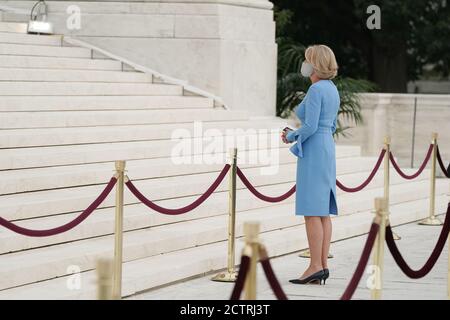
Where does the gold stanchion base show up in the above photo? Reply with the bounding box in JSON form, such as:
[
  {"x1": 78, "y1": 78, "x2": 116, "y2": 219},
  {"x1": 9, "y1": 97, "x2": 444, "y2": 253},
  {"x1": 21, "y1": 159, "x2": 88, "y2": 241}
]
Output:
[
  {"x1": 211, "y1": 270, "x2": 238, "y2": 282},
  {"x1": 419, "y1": 216, "x2": 443, "y2": 226},
  {"x1": 298, "y1": 249, "x2": 334, "y2": 259}
]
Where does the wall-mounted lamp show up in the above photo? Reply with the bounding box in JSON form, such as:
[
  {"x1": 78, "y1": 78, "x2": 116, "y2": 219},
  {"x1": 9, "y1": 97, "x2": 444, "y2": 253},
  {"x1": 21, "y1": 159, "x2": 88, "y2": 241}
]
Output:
[{"x1": 27, "y1": 0, "x2": 53, "y2": 35}]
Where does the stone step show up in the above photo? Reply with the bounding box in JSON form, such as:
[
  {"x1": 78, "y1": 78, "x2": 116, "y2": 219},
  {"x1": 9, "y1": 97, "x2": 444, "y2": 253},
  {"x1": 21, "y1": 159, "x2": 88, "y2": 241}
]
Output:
[
  {"x1": 0, "y1": 22, "x2": 28, "y2": 33},
  {"x1": 1, "y1": 107, "x2": 216, "y2": 129},
  {"x1": 0, "y1": 191, "x2": 447, "y2": 298},
  {"x1": 0, "y1": 131, "x2": 284, "y2": 171},
  {"x1": 0, "y1": 31, "x2": 62, "y2": 46},
  {"x1": 0, "y1": 95, "x2": 214, "y2": 112},
  {"x1": 0, "y1": 143, "x2": 296, "y2": 193},
  {"x1": 2, "y1": 108, "x2": 245, "y2": 130},
  {"x1": 0, "y1": 119, "x2": 281, "y2": 149},
  {"x1": 0, "y1": 55, "x2": 122, "y2": 70},
  {"x1": 0, "y1": 43, "x2": 91, "y2": 58},
  {"x1": 0, "y1": 167, "x2": 436, "y2": 255},
  {"x1": 0, "y1": 12, "x2": 34, "y2": 24},
  {"x1": 0, "y1": 146, "x2": 294, "y2": 194},
  {"x1": 0, "y1": 150, "x2": 370, "y2": 195},
  {"x1": 0, "y1": 67, "x2": 152, "y2": 83},
  {"x1": 0, "y1": 142, "x2": 359, "y2": 172},
  {"x1": 0, "y1": 182, "x2": 294, "y2": 255},
  {"x1": 0, "y1": 153, "x2": 379, "y2": 221},
  {"x1": 0, "y1": 81, "x2": 182, "y2": 97},
  {"x1": 0, "y1": 162, "x2": 295, "y2": 222}
]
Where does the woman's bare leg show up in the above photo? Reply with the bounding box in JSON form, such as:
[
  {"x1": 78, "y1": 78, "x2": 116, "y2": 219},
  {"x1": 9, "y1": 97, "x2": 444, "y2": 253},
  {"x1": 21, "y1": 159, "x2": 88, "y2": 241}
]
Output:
[
  {"x1": 320, "y1": 216, "x2": 332, "y2": 269},
  {"x1": 301, "y1": 216, "x2": 324, "y2": 278}
]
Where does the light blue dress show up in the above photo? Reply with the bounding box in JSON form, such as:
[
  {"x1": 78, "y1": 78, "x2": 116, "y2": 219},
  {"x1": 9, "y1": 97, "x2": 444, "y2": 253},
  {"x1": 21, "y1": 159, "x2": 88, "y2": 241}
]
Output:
[{"x1": 286, "y1": 80, "x2": 340, "y2": 216}]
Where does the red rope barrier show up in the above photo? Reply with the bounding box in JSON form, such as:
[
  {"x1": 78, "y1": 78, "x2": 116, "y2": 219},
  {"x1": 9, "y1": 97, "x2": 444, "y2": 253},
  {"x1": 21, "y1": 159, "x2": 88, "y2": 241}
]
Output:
[
  {"x1": 237, "y1": 148, "x2": 385, "y2": 198},
  {"x1": 340, "y1": 222, "x2": 379, "y2": 300},
  {"x1": 236, "y1": 167, "x2": 296, "y2": 202},
  {"x1": 390, "y1": 144, "x2": 433, "y2": 180},
  {"x1": 230, "y1": 255, "x2": 251, "y2": 300},
  {"x1": 437, "y1": 145, "x2": 450, "y2": 178},
  {"x1": 0, "y1": 177, "x2": 117, "y2": 237},
  {"x1": 260, "y1": 257, "x2": 288, "y2": 300},
  {"x1": 126, "y1": 164, "x2": 230, "y2": 215},
  {"x1": 385, "y1": 203, "x2": 450, "y2": 279},
  {"x1": 336, "y1": 149, "x2": 386, "y2": 193},
  {"x1": 230, "y1": 246, "x2": 288, "y2": 300}
]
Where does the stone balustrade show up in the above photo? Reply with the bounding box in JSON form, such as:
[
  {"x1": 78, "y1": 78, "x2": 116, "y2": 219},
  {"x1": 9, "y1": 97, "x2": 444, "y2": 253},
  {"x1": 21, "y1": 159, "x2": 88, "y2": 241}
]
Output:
[{"x1": 337, "y1": 93, "x2": 450, "y2": 171}]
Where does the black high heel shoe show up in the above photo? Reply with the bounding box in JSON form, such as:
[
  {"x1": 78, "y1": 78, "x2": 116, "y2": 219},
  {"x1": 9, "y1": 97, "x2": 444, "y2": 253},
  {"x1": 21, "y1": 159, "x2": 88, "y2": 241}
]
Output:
[
  {"x1": 289, "y1": 270, "x2": 325, "y2": 285},
  {"x1": 322, "y1": 268, "x2": 329, "y2": 284}
]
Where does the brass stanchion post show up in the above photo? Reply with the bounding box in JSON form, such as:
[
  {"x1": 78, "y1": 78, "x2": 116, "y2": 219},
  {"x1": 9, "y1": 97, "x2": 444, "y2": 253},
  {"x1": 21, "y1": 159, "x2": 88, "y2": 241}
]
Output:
[
  {"x1": 96, "y1": 258, "x2": 113, "y2": 300},
  {"x1": 212, "y1": 148, "x2": 238, "y2": 282},
  {"x1": 447, "y1": 178, "x2": 450, "y2": 300},
  {"x1": 419, "y1": 133, "x2": 443, "y2": 225},
  {"x1": 384, "y1": 136, "x2": 401, "y2": 240},
  {"x1": 384, "y1": 136, "x2": 390, "y2": 205},
  {"x1": 371, "y1": 197, "x2": 388, "y2": 300},
  {"x1": 448, "y1": 231, "x2": 450, "y2": 300},
  {"x1": 243, "y1": 222, "x2": 260, "y2": 300},
  {"x1": 112, "y1": 160, "x2": 125, "y2": 299}
]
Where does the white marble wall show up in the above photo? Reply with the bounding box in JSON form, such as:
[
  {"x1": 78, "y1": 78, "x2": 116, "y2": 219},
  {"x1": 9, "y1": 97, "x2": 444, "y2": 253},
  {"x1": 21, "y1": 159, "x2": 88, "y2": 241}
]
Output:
[
  {"x1": 337, "y1": 93, "x2": 450, "y2": 170},
  {"x1": 0, "y1": 0, "x2": 277, "y2": 116}
]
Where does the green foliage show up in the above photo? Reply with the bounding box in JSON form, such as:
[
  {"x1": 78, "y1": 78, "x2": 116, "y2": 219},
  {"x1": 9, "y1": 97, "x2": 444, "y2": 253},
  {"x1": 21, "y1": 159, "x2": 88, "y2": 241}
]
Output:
[
  {"x1": 333, "y1": 77, "x2": 376, "y2": 137},
  {"x1": 273, "y1": 0, "x2": 450, "y2": 91},
  {"x1": 275, "y1": 7, "x2": 376, "y2": 137},
  {"x1": 353, "y1": 0, "x2": 450, "y2": 80}
]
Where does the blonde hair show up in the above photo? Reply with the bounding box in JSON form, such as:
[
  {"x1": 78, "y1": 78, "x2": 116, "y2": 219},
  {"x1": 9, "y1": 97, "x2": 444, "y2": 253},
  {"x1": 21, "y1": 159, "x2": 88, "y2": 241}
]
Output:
[{"x1": 305, "y1": 45, "x2": 338, "y2": 80}]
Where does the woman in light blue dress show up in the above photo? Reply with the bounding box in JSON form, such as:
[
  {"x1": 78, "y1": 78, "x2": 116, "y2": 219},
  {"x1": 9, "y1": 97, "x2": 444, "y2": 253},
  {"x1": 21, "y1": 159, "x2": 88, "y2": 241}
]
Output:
[{"x1": 281, "y1": 45, "x2": 340, "y2": 285}]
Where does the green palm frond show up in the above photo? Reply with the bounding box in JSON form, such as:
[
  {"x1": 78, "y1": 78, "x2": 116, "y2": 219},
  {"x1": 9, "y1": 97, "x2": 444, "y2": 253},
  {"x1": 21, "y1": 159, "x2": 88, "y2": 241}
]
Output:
[{"x1": 278, "y1": 43, "x2": 306, "y2": 76}]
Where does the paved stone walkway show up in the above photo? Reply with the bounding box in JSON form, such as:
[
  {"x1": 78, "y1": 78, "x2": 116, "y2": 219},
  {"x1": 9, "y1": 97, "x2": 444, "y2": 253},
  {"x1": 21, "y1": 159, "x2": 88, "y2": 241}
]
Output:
[{"x1": 129, "y1": 215, "x2": 449, "y2": 300}]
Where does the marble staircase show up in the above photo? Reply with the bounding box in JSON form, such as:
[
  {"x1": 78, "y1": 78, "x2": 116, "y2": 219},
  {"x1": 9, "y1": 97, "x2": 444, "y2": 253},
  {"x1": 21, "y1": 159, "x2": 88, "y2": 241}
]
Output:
[{"x1": 0, "y1": 21, "x2": 448, "y2": 299}]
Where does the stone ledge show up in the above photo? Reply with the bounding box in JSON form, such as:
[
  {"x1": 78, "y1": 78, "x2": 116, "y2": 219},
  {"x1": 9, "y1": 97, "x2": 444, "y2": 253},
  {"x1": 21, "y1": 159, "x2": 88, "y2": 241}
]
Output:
[
  {"x1": 2, "y1": 0, "x2": 274, "y2": 13},
  {"x1": 358, "y1": 93, "x2": 450, "y2": 107}
]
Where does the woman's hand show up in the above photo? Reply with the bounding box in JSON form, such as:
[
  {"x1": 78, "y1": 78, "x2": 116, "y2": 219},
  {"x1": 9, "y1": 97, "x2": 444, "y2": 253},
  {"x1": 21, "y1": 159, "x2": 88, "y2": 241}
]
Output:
[
  {"x1": 281, "y1": 131, "x2": 288, "y2": 144},
  {"x1": 281, "y1": 127, "x2": 293, "y2": 144}
]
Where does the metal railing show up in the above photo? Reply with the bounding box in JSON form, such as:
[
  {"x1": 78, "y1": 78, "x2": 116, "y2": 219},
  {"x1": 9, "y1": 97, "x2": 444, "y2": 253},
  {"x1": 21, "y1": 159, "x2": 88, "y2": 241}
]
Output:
[{"x1": 62, "y1": 36, "x2": 230, "y2": 110}]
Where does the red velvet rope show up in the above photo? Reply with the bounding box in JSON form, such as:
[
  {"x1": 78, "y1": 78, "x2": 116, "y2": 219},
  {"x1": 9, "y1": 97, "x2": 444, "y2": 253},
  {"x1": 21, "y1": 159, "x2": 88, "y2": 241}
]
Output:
[
  {"x1": 390, "y1": 144, "x2": 433, "y2": 180},
  {"x1": 238, "y1": 148, "x2": 386, "y2": 198},
  {"x1": 336, "y1": 149, "x2": 386, "y2": 193},
  {"x1": 126, "y1": 164, "x2": 230, "y2": 215},
  {"x1": 385, "y1": 202, "x2": 450, "y2": 279},
  {"x1": 236, "y1": 167, "x2": 296, "y2": 202},
  {"x1": 0, "y1": 177, "x2": 117, "y2": 237},
  {"x1": 437, "y1": 145, "x2": 450, "y2": 178},
  {"x1": 230, "y1": 255, "x2": 251, "y2": 300},
  {"x1": 260, "y1": 258, "x2": 288, "y2": 300},
  {"x1": 340, "y1": 222, "x2": 380, "y2": 300}
]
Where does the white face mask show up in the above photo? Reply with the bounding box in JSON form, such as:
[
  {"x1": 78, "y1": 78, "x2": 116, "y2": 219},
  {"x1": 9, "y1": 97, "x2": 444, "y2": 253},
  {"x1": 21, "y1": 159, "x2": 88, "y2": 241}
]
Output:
[{"x1": 300, "y1": 61, "x2": 314, "y2": 78}]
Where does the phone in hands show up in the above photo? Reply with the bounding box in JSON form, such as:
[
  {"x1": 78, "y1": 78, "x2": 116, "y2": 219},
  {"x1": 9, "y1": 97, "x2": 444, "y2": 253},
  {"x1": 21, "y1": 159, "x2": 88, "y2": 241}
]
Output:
[{"x1": 281, "y1": 126, "x2": 294, "y2": 144}]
